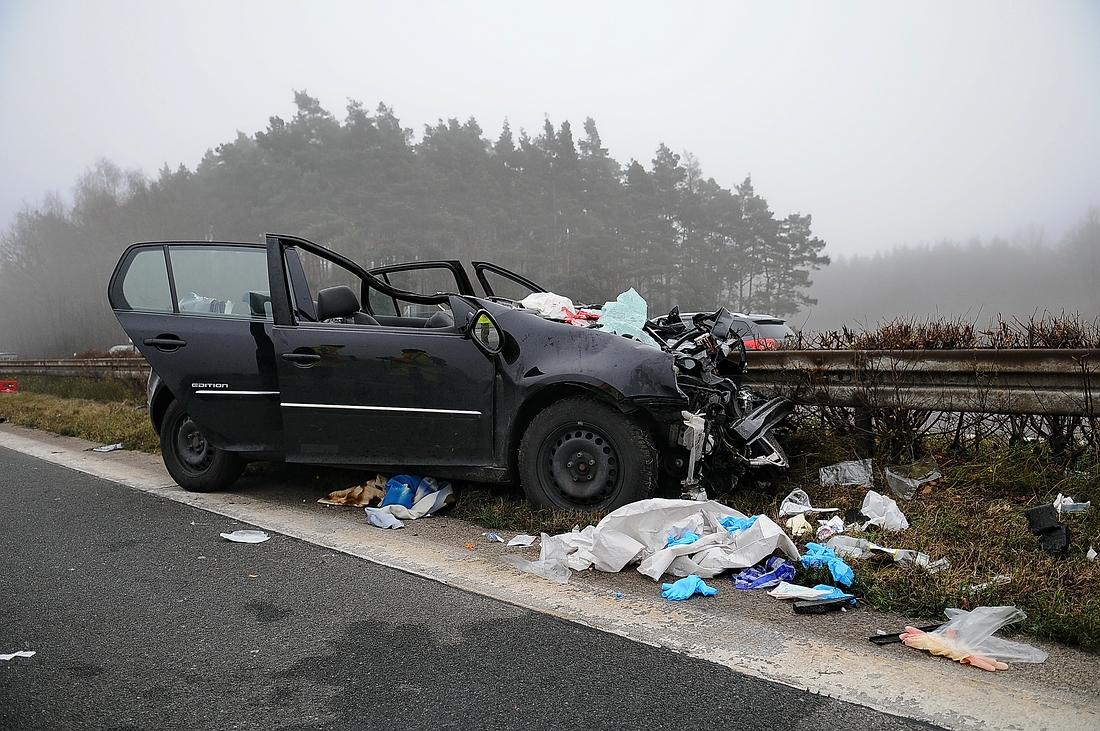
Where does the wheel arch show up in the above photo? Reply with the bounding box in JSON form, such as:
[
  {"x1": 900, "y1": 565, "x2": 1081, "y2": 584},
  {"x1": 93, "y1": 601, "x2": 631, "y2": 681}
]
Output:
[{"x1": 150, "y1": 380, "x2": 176, "y2": 435}]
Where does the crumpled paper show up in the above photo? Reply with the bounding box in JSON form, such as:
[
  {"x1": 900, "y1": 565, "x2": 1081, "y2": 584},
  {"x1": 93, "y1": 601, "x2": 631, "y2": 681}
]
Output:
[{"x1": 527, "y1": 498, "x2": 800, "y2": 581}]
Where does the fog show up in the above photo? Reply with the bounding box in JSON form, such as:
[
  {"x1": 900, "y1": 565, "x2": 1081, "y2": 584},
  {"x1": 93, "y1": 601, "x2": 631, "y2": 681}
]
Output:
[{"x1": 1, "y1": 1, "x2": 1098, "y2": 355}]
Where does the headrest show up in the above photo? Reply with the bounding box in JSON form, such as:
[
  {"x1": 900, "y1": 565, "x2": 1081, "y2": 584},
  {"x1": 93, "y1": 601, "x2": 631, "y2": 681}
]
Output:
[{"x1": 316, "y1": 285, "x2": 360, "y2": 321}]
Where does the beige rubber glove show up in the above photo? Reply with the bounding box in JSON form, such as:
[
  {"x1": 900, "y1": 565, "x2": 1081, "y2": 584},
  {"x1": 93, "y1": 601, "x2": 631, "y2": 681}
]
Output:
[
  {"x1": 900, "y1": 626, "x2": 1009, "y2": 671},
  {"x1": 785, "y1": 513, "x2": 812, "y2": 538}
]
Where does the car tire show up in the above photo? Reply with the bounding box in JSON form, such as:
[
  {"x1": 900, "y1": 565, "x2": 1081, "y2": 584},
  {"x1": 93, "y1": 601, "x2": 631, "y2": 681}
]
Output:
[
  {"x1": 518, "y1": 395, "x2": 656, "y2": 512},
  {"x1": 159, "y1": 400, "x2": 244, "y2": 492}
]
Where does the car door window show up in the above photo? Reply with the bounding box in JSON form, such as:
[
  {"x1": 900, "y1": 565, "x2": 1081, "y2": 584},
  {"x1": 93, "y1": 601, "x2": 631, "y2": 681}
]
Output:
[
  {"x1": 168, "y1": 245, "x2": 272, "y2": 318},
  {"x1": 120, "y1": 247, "x2": 173, "y2": 312}
]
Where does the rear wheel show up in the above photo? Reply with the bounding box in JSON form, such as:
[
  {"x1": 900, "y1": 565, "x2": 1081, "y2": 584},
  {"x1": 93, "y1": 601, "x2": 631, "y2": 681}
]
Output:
[
  {"x1": 159, "y1": 400, "x2": 244, "y2": 492},
  {"x1": 518, "y1": 396, "x2": 656, "y2": 511}
]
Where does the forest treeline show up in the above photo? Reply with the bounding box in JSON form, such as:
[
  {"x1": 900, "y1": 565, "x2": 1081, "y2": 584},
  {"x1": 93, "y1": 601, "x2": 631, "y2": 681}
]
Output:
[
  {"x1": 802, "y1": 211, "x2": 1100, "y2": 331},
  {"x1": 0, "y1": 92, "x2": 828, "y2": 356}
]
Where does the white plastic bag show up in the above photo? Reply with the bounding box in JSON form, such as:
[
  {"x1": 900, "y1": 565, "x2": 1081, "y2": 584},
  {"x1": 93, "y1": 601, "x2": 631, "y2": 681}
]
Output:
[
  {"x1": 933, "y1": 606, "x2": 1048, "y2": 664},
  {"x1": 779, "y1": 488, "x2": 838, "y2": 517},
  {"x1": 519, "y1": 292, "x2": 575, "y2": 319},
  {"x1": 501, "y1": 531, "x2": 571, "y2": 583},
  {"x1": 885, "y1": 456, "x2": 941, "y2": 500},
  {"x1": 861, "y1": 490, "x2": 909, "y2": 531}
]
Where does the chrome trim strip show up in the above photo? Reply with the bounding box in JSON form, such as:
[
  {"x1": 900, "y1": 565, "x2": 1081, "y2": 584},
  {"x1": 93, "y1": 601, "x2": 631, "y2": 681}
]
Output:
[
  {"x1": 194, "y1": 390, "x2": 280, "y2": 396},
  {"x1": 280, "y1": 402, "x2": 481, "y2": 416}
]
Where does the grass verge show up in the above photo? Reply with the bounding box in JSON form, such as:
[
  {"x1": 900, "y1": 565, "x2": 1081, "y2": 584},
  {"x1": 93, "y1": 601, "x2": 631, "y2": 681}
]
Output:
[{"x1": 2, "y1": 383, "x2": 1096, "y2": 648}]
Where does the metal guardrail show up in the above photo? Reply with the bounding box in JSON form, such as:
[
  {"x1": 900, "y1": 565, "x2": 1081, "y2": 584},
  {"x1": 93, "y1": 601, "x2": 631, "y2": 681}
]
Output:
[
  {"x1": 0, "y1": 358, "x2": 150, "y2": 379},
  {"x1": 744, "y1": 349, "x2": 1098, "y2": 417},
  {"x1": 2, "y1": 350, "x2": 1098, "y2": 417}
]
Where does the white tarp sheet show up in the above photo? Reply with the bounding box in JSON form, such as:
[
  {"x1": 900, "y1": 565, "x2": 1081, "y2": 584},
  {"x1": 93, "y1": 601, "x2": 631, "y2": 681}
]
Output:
[{"x1": 529, "y1": 498, "x2": 800, "y2": 581}]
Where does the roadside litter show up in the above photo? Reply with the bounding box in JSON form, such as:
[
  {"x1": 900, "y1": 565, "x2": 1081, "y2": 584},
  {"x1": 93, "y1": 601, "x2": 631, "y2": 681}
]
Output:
[
  {"x1": 860, "y1": 490, "x2": 909, "y2": 531},
  {"x1": 820, "y1": 459, "x2": 873, "y2": 487},
  {"x1": 661, "y1": 574, "x2": 718, "y2": 601},
  {"x1": 318, "y1": 476, "x2": 386, "y2": 507},
  {"x1": 767, "y1": 582, "x2": 840, "y2": 601},
  {"x1": 825, "y1": 535, "x2": 948, "y2": 573},
  {"x1": 484, "y1": 532, "x2": 504, "y2": 543},
  {"x1": 1023, "y1": 504, "x2": 1070, "y2": 556},
  {"x1": 1053, "y1": 493, "x2": 1090, "y2": 514},
  {"x1": 507, "y1": 534, "x2": 537, "y2": 547},
  {"x1": 968, "y1": 575, "x2": 1012, "y2": 592},
  {"x1": 220, "y1": 530, "x2": 270, "y2": 543},
  {"x1": 785, "y1": 513, "x2": 812, "y2": 538},
  {"x1": 90, "y1": 442, "x2": 124, "y2": 453},
  {"x1": 870, "y1": 624, "x2": 941, "y2": 645},
  {"x1": 793, "y1": 595, "x2": 856, "y2": 614},
  {"x1": 885, "y1": 456, "x2": 941, "y2": 500},
  {"x1": 815, "y1": 515, "x2": 846, "y2": 541},
  {"x1": 365, "y1": 478, "x2": 453, "y2": 529},
  {"x1": 733, "y1": 557, "x2": 795, "y2": 589},
  {"x1": 0, "y1": 651, "x2": 35, "y2": 661},
  {"x1": 500, "y1": 498, "x2": 799, "y2": 583},
  {"x1": 502, "y1": 532, "x2": 572, "y2": 584},
  {"x1": 799, "y1": 542, "x2": 854, "y2": 586},
  {"x1": 900, "y1": 606, "x2": 1047, "y2": 671},
  {"x1": 1088, "y1": 546, "x2": 1097, "y2": 561},
  {"x1": 779, "y1": 489, "x2": 838, "y2": 517}
]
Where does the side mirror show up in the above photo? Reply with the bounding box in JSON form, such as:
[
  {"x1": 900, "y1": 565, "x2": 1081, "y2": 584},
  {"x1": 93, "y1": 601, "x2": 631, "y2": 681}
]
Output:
[{"x1": 467, "y1": 309, "x2": 503, "y2": 355}]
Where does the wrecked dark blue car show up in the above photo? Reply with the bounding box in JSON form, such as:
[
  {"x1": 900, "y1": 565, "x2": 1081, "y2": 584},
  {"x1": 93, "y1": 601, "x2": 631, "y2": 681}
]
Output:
[{"x1": 108, "y1": 234, "x2": 791, "y2": 512}]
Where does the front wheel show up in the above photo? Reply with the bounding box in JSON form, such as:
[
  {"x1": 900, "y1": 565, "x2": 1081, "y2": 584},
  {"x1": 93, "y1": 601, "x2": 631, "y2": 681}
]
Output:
[
  {"x1": 159, "y1": 400, "x2": 244, "y2": 492},
  {"x1": 518, "y1": 396, "x2": 657, "y2": 512}
]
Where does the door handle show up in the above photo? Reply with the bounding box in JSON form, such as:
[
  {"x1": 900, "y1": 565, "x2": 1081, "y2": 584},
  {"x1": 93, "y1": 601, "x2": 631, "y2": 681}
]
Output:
[
  {"x1": 143, "y1": 336, "x2": 187, "y2": 351},
  {"x1": 282, "y1": 352, "x2": 321, "y2": 366}
]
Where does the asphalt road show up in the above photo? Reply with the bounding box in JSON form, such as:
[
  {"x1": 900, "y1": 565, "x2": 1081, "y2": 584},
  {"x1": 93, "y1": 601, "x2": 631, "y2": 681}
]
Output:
[{"x1": 0, "y1": 447, "x2": 935, "y2": 730}]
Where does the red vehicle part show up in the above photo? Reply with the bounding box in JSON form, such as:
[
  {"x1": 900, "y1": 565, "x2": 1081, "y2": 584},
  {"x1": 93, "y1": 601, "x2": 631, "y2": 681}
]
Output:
[
  {"x1": 0, "y1": 380, "x2": 17, "y2": 393},
  {"x1": 742, "y1": 337, "x2": 779, "y2": 351}
]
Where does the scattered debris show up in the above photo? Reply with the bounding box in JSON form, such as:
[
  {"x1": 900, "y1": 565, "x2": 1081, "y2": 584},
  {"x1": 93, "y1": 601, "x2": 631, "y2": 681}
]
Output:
[
  {"x1": 507, "y1": 534, "x2": 537, "y2": 547},
  {"x1": 719, "y1": 515, "x2": 759, "y2": 533},
  {"x1": 870, "y1": 624, "x2": 941, "y2": 645},
  {"x1": 815, "y1": 515, "x2": 846, "y2": 541},
  {"x1": 767, "y1": 582, "x2": 836, "y2": 601},
  {"x1": 900, "y1": 606, "x2": 1047, "y2": 671},
  {"x1": 1053, "y1": 493, "x2": 1091, "y2": 514},
  {"x1": 0, "y1": 379, "x2": 18, "y2": 394},
  {"x1": 90, "y1": 442, "x2": 124, "y2": 453},
  {"x1": 0, "y1": 650, "x2": 35, "y2": 661},
  {"x1": 502, "y1": 532, "x2": 571, "y2": 584},
  {"x1": 779, "y1": 489, "x2": 838, "y2": 517},
  {"x1": 793, "y1": 595, "x2": 856, "y2": 614},
  {"x1": 968, "y1": 575, "x2": 1012, "y2": 592},
  {"x1": 220, "y1": 530, "x2": 270, "y2": 543},
  {"x1": 860, "y1": 490, "x2": 909, "y2": 531},
  {"x1": 799, "y1": 542, "x2": 854, "y2": 586},
  {"x1": 733, "y1": 557, "x2": 795, "y2": 590},
  {"x1": 825, "y1": 535, "x2": 949, "y2": 573},
  {"x1": 484, "y1": 532, "x2": 504, "y2": 543},
  {"x1": 318, "y1": 476, "x2": 386, "y2": 507},
  {"x1": 785, "y1": 513, "x2": 812, "y2": 538},
  {"x1": 614, "y1": 591, "x2": 623, "y2": 600},
  {"x1": 1023, "y1": 504, "x2": 1070, "y2": 556},
  {"x1": 365, "y1": 480, "x2": 453, "y2": 529},
  {"x1": 666, "y1": 530, "x2": 700, "y2": 547},
  {"x1": 885, "y1": 456, "x2": 941, "y2": 500},
  {"x1": 819, "y1": 458, "x2": 873, "y2": 487},
  {"x1": 661, "y1": 574, "x2": 718, "y2": 601}
]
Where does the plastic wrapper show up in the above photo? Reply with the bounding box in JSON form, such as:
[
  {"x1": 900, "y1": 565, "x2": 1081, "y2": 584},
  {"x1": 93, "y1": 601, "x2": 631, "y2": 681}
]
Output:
[
  {"x1": 819, "y1": 459, "x2": 874, "y2": 487},
  {"x1": 885, "y1": 456, "x2": 941, "y2": 500},
  {"x1": 860, "y1": 490, "x2": 909, "y2": 531},
  {"x1": 502, "y1": 531, "x2": 571, "y2": 583},
  {"x1": 913, "y1": 606, "x2": 1048, "y2": 665},
  {"x1": 778, "y1": 488, "x2": 838, "y2": 517}
]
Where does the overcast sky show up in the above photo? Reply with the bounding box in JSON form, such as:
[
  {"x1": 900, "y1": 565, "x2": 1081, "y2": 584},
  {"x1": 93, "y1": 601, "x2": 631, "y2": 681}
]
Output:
[{"x1": 2, "y1": 0, "x2": 1098, "y2": 256}]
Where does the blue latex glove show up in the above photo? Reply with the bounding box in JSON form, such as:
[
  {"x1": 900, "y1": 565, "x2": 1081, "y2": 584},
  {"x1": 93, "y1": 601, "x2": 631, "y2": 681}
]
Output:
[
  {"x1": 380, "y1": 474, "x2": 420, "y2": 509},
  {"x1": 720, "y1": 515, "x2": 759, "y2": 533},
  {"x1": 666, "y1": 530, "x2": 701, "y2": 547},
  {"x1": 811, "y1": 584, "x2": 856, "y2": 601},
  {"x1": 800, "y1": 542, "x2": 855, "y2": 587},
  {"x1": 733, "y1": 556, "x2": 796, "y2": 590},
  {"x1": 661, "y1": 574, "x2": 719, "y2": 601}
]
